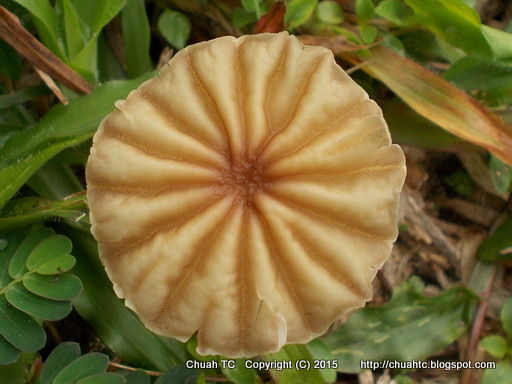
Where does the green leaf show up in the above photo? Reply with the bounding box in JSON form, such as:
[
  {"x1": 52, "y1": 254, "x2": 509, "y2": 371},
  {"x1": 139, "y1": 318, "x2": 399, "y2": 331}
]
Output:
[
  {"x1": 477, "y1": 215, "x2": 512, "y2": 262},
  {"x1": 355, "y1": 0, "x2": 375, "y2": 23},
  {"x1": 52, "y1": 352, "x2": 109, "y2": 384},
  {"x1": 125, "y1": 370, "x2": 151, "y2": 384},
  {"x1": 307, "y1": 339, "x2": 336, "y2": 383},
  {"x1": 501, "y1": 297, "x2": 512, "y2": 336},
  {"x1": 444, "y1": 57, "x2": 512, "y2": 105},
  {"x1": 482, "y1": 25, "x2": 512, "y2": 62},
  {"x1": 158, "y1": 9, "x2": 192, "y2": 50},
  {"x1": 63, "y1": 226, "x2": 188, "y2": 371},
  {"x1": 359, "y1": 25, "x2": 378, "y2": 44},
  {"x1": 232, "y1": 7, "x2": 257, "y2": 28},
  {"x1": 77, "y1": 372, "x2": 126, "y2": 384},
  {"x1": 315, "y1": 1, "x2": 343, "y2": 25},
  {"x1": 0, "y1": 86, "x2": 50, "y2": 111},
  {"x1": 285, "y1": 0, "x2": 318, "y2": 29},
  {"x1": 490, "y1": 155, "x2": 512, "y2": 194},
  {"x1": 26, "y1": 235, "x2": 72, "y2": 270},
  {"x1": 12, "y1": 0, "x2": 65, "y2": 58},
  {"x1": 0, "y1": 231, "x2": 24, "y2": 288},
  {"x1": 0, "y1": 72, "x2": 154, "y2": 210},
  {"x1": 0, "y1": 351, "x2": 35, "y2": 380},
  {"x1": 5, "y1": 284, "x2": 72, "y2": 320},
  {"x1": 231, "y1": 7, "x2": 258, "y2": 28},
  {"x1": 23, "y1": 273, "x2": 82, "y2": 301},
  {"x1": 324, "y1": 278, "x2": 478, "y2": 373},
  {"x1": 0, "y1": 335, "x2": 20, "y2": 365},
  {"x1": 265, "y1": 344, "x2": 327, "y2": 383},
  {"x1": 241, "y1": 0, "x2": 261, "y2": 15},
  {"x1": 154, "y1": 365, "x2": 198, "y2": 384},
  {"x1": 40, "y1": 342, "x2": 81, "y2": 384},
  {"x1": 481, "y1": 335, "x2": 507, "y2": 358},
  {"x1": 444, "y1": 171, "x2": 475, "y2": 198},
  {"x1": 375, "y1": 0, "x2": 415, "y2": 26},
  {"x1": 482, "y1": 361, "x2": 512, "y2": 384},
  {"x1": 404, "y1": 0, "x2": 492, "y2": 57},
  {"x1": 70, "y1": 0, "x2": 126, "y2": 39},
  {"x1": 60, "y1": 0, "x2": 84, "y2": 58},
  {"x1": 0, "y1": 40, "x2": 21, "y2": 80},
  {"x1": 36, "y1": 254, "x2": 76, "y2": 275},
  {"x1": 9, "y1": 228, "x2": 54, "y2": 279},
  {"x1": 122, "y1": 0, "x2": 153, "y2": 78},
  {"x1": 0, "y1": 194, "x2": 88, "y2": 233},
  {"x1": 0, "y1": 296, "x2": 46, "y2": 352},
  {"x1": 221, "y1": 359, "x2": 259, "y2": 384}
]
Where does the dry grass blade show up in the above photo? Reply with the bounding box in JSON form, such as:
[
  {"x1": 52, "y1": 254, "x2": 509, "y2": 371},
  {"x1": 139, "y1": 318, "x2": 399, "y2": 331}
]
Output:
[
  {"x1": 358, "y1": 46, "x2": 512, "y2": 166},
  {"x1": 0, "y1": 5, "x2": 93, "y2": 95}
]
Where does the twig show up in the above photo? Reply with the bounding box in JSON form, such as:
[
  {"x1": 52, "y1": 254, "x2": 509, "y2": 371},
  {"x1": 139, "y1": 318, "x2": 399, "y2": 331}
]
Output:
[
  {"x1": 108, "y1": 361, "x2": 161, "y2": 376},
  {"x1": 0, "y1": 5, "x2": 93, "y2": 95},
  {"x1": 34, "y1": 67, "x2": 68, "y2": 105}
]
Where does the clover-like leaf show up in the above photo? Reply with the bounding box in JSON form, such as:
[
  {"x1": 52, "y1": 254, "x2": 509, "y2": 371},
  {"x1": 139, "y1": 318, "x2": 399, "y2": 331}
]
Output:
[
  {"x1": 26, "y1": 235, "x2": 72, "y2": 270},
  {"x1": 0, "y1": 334, "x2": 21, "y2": 365},
  {"x1": 0, "y1": 229, "x2": 82, "y2": 364},
  {"x1": 9, "y1": 227, "x2": 54, "y2": 279},
  {"x1": 5, "y1": 284, "x2": 72, "y2": 320},
  {"x1": 40, "y1": 342, "x2": 129, "y2": 384},
  {"x1": 35, "y1": 254, "x2": 76, "y2": 275},
  {"x1": 0, "y1": 296, "x2": 46, "y2": 352},
  {"x1": 23, "y1": 273, "x2": 82, "y2": 301},
  {"x1": 52, "y1": 352, "x2": 110, "y2": 384}
]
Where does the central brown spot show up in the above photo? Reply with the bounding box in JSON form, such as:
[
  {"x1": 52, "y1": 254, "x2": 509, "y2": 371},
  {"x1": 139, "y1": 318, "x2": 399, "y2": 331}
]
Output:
[{"x1": 218, "y1": 158, "x2": 268, "y2": 205}]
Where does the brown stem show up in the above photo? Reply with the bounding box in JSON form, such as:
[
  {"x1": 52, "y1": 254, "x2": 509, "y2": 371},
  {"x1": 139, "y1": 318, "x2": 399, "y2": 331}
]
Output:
[{"x1": 0, "y1": 5, "x2": 93, "y2": 95}]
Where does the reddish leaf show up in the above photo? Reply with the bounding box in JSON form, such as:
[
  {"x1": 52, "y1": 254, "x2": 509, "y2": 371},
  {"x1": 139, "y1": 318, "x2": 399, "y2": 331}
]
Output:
[{"x1": 253, "y1": 1, "x2": 286, "y2": 34}]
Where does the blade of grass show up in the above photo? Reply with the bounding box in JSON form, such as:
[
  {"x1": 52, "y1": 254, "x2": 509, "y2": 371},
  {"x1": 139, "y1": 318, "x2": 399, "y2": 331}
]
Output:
[
  {"x1": 0, "y1": 193, "x2": 87, "y2": 232},
  {"x1": 11, "y1": 0, "x2": 64, "y2": 57},
  {"x1": 122, "y1": 0, "x2": 153, "y2": 78},
  {"x1": 0, "y1": 85, "x2": 50, "y2": 110},
  {"x1": 0, "y1": 72, "x2": 154, "y2": 209}
]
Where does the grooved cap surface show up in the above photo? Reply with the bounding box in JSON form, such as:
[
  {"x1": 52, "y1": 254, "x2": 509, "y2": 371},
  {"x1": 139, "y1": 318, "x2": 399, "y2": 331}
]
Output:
[{"x1": 86, "y1": 32, "x2": 406, "y2": 358}]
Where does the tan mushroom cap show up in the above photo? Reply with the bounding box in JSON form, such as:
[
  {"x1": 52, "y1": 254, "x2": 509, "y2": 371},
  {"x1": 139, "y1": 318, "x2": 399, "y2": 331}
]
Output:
[{"x1": 86, "y1": 32, "x2": 406, "y2": 358}]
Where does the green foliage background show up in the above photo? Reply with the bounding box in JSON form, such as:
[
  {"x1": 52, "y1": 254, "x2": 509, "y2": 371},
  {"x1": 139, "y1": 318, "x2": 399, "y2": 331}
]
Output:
[{"x1": 1, "y1": 0, "x2": 512, "y2": 383}]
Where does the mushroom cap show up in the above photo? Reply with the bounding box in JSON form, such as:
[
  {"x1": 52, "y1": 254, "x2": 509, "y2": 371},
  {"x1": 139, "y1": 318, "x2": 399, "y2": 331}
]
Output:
[{"x1": 86, "y1": 32, "x2": 406, "y2": 358}]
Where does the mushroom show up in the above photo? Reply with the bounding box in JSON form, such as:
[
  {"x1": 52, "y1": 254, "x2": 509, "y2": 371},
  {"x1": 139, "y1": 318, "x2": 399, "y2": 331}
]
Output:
[{"x1": 86, "y1": 32, "x2": 406, "y2": 358}]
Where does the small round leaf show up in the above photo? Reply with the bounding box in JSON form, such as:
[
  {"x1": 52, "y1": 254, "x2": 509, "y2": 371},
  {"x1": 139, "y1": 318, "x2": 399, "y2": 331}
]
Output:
[
  {"x1": 157, "y1": 10, "x2": 191, "y2": 50},
  {"x1": 125, "y1": 371, "x2": 151, "y2": 384},
  {"x1": 481, "y1": 335, "x2": 507, "y2": 358},
  {"x1": 77, "y1": 372, "x2": 126, "y2": 384},
  {"x1": 23, "y1": 273, "x2": 82, "y2": 301},
  {"x1": 36, "y1": 255, "x2": 76, "y2": 275},
  {"x1": 315, "y1": 1, "x2": 343, "y2": 24},
  {"x1": 501, "y1": 297, "x2": 512, "y2": 336},
  {"x1": 52, "y1": 352, "x2": 109, "y2": 384},
  {"x1": 356, "y1": 0, "x2": 375, "y2": 23},
  {"x1": 5, "y1": 284, "x2": 72, "y2": 321},
  {"x1": 9, "y1": 228, "x2": 54, "y2": 279},
  {"x1": 0, "y1": 231, "x2": 25, "y2": 288},
  {"x1": 0, "y1": 334, "x2": 20, "y2": 365},
  {"x1": 40, "y1": 342, "x2": 81, "y2": 384},
  {"x1": 0, "y1": 296, "x2": 46, "y2": 352},
  {"x1": 26, "y1": 235, "x2": 72, "y2": 270},
  {"x1": 285, "y1": 0, "x2": 317, "y2": 28}
]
